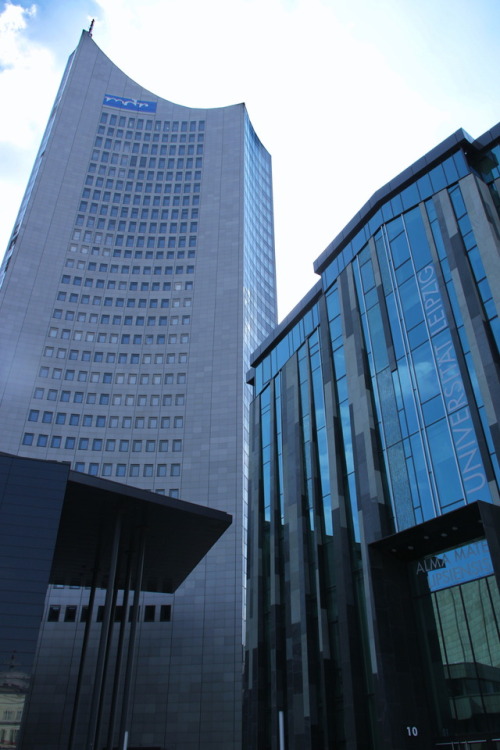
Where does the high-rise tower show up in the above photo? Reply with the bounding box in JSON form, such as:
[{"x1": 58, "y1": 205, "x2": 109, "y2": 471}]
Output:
[{"x1": 0, "y1": 30, "x2": 277, "y2": 749}]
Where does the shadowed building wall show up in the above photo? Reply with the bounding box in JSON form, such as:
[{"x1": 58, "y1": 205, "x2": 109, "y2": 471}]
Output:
[{"x1": 0, "y1": 452, "x2": 231, "y2": 749}]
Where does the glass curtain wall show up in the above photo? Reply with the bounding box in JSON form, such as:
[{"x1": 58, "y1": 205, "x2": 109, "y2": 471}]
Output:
[{"x1": 413, "y1": 540, "x2": 500, "y2": 739}]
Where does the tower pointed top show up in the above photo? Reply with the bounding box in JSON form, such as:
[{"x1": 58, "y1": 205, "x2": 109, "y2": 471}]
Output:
[{"x1": 88, "y1": 18, "x2": 95, "y2": 37}]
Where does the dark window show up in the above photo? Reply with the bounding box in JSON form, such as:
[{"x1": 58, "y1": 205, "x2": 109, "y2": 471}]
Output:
[
  {"x1": 160, "y1": 604, "x2": 172, "y2": 622},
  {"x1": 48, "y1": 605, "x2": 60, "y2": 622},
  {"x1": 144, "y1": 605, "x2": 155, "y2": 622},
  {"x1": 64, "y1": 606, "x2": 77, "y2": 622},
  {"x1": 114, "y1": 606, "x2": 124, "y2": 622}
]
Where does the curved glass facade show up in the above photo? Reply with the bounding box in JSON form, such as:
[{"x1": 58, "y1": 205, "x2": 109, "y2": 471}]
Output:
[{"x1": 246, "y1": 124, "x2": 500, "y2": 749}]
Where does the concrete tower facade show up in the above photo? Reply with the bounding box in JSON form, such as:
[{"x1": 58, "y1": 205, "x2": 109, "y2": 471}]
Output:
[{"x1": 0, "y1": 31, "x2": 276, "y2": 750}]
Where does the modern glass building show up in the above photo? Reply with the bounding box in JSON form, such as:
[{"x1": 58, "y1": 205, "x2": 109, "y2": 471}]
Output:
[
  {"x1": 245, "y1": 124, "x2": 500, "y2": 749},
  {"x1": 0, "y1": 29, "x2": 276, "y2": 750}
]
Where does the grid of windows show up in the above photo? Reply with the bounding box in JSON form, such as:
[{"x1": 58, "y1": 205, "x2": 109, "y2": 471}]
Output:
[
  {"x1": 47, "y1": 601, "x2": 172, "y2": 623},
  {"x1": 18, "y1": 111, "x2": 201, "y2": 484},
  {"x1": 353, "y1": 205, "x2": 493, "y2": 524}
]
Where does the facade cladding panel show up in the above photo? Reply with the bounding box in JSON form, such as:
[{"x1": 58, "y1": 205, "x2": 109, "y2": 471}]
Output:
[
  {"x1": 0, "y1": 31, "x2": 276, "y2": 750},
  {"x1": 245, "y1": 125, "x2": 500, "y2": 749}
]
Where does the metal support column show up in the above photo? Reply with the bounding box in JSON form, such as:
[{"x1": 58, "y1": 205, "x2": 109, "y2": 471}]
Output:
[
  {"x1": 118, "y1": 526, "x2": 145, "y2": 750},
  {"x1": 94, "y1": 584, "x2": 118, "y2": 750},
  {"x1": 86, "y1": 510, "x2": 122, "y2": 750},
  {"x1": 105, "y1": 550, "x2": 133, "y2": 750},
  {"x1": 68, "y1": 544, "x2": 101, "y2": 750}
]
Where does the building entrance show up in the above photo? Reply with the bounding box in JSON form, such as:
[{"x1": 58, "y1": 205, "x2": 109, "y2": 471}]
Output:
[{"x1": 414, "y1": 540, "x2": 500, "y2": 748}]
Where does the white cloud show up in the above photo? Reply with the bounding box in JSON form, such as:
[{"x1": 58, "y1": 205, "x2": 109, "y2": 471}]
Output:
[
  {"x1": 90, "y1": 0, "x2": 450, "y2": 314},
  {"x1": 0, "y1": 1, "x2": 35, "y2": 43},
  {"x1": 1, "y1": 0, "x2": 499, "y2": 316},
  {"x1": 0, "y1": 2, "x2": 61, "y2": 250},
  {"x1": 0, "y1": 2, "x2": 58, "y2": 147}
]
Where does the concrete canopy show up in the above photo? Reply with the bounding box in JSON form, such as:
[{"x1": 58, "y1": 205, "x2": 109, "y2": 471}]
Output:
[{"x1": 51, "y1": 469, "x2": 232, "y2": 593}]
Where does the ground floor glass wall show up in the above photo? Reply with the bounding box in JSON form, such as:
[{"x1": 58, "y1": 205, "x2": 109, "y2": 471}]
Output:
[{"x1": 414, "y1": 540, "x2": 500, "y2": 746}]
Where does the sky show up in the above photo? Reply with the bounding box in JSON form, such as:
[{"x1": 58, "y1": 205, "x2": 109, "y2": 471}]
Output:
[{"x1": 0, "y1": 0, "x2": 499, "y2": 320}]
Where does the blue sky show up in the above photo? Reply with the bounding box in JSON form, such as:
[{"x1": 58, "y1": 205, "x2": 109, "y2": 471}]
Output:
[{"x1": 1, "y1": 0, "x2": 499, "y2": 318}]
